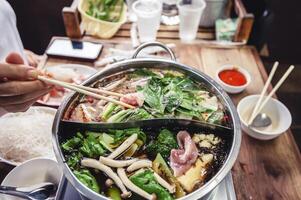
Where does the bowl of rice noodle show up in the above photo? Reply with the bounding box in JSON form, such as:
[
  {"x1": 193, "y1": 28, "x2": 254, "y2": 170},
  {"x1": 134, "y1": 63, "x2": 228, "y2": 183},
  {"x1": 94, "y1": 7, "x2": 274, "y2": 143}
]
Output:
[{"x1": 0, "y1": 106, "x2": 57, "y2": 166}]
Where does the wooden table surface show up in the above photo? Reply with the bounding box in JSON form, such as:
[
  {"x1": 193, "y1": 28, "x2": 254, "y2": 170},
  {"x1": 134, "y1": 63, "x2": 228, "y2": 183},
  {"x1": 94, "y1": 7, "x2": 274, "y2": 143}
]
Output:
[{"x1": 44, "y1": 39, "x2": 301, "y2": 200}]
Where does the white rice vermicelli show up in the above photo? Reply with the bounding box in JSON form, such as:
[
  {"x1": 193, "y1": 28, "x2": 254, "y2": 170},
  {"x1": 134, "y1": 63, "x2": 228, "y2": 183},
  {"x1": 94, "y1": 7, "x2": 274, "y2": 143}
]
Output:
[{"x1": 0, "y1": 107, "x2": 56, "y2": 164}]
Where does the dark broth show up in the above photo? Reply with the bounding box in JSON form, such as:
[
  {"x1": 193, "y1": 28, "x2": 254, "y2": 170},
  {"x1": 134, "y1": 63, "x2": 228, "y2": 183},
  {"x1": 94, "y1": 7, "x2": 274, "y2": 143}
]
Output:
[{"x1": 59, "y1": 120, "x2": 232, "y2": 199}]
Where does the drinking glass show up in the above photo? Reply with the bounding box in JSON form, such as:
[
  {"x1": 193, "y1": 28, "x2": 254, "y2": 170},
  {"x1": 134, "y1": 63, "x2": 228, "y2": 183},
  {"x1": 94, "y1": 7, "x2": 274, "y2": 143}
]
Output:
[
  {"x1": 177, "y1": 0, "x2": 206, "y2": 42},
  {"x1": 132, "y1": 0, "x2": 162, "y2": 43}
]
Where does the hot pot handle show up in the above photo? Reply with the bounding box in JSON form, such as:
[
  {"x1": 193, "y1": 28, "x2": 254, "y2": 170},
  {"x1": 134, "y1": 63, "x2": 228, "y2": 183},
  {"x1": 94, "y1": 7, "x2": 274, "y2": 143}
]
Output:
[{"x1": 132, "y1": 42, "x2": 176, "y2": 61}]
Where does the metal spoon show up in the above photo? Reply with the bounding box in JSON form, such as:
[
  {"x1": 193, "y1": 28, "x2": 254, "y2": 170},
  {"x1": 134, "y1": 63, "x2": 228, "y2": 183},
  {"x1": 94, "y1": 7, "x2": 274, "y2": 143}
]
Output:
[
  {"x1": 0, "y1": 182, "x2": 56, "y2": 200},
  {"x1": 250, "y1": 113, "x2": 272, "y2": 128}
]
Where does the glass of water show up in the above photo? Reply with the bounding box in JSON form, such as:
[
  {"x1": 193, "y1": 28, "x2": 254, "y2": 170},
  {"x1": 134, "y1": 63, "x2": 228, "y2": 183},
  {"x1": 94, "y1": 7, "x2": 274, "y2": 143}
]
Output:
[
  {"x1": 132, "y1": 0, "x2": 162, "y2": 43},
  {"x1": 177, "y1": 0, "x2": 206, "y2": 42}
]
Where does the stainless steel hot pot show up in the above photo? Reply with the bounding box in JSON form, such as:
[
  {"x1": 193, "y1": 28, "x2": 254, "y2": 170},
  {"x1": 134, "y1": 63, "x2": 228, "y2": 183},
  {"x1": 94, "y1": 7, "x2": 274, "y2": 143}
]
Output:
[{"x1": 52, "y1": 42, "x2": 241, "y2": 200}]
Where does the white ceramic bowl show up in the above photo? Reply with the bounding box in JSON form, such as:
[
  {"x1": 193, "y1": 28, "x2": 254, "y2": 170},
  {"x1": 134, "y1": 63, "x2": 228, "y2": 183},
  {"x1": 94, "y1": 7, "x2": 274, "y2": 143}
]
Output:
[
  {"x1": 1, "y1": 158, "x2": 62, "y2": 200},
  {"x1": 237, "y1": 95, "x2": 292, "y2": 140},
  {"x1": 215, "y1": 65, "x2": 251, "y2": 94}
]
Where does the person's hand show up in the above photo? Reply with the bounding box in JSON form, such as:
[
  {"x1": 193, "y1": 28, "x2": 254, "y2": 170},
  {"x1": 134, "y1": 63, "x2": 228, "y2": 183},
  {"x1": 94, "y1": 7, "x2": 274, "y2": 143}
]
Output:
[
  {"x1": 24, "y1": 49, "x2": 42, "y2": 67},
  {"x1": 0, "y1": 52, "x2": 51, "y2": 112}
]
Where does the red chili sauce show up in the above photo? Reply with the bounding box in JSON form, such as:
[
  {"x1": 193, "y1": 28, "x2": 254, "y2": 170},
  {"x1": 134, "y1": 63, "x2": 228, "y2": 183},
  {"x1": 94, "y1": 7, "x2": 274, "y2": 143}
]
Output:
[{"x1": 218, "y1": 69, "x2": 247, "y2": 86}]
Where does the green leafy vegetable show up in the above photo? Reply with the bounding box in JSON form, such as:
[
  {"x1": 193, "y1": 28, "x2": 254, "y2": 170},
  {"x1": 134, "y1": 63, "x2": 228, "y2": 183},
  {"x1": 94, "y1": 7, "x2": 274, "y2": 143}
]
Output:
[
  {"x1": 74, "y1": 169, "x2": 100, "y2": 193},
  {"x1": 107, "y1": 109, "x2": 130, "y2": 123},
  {"x1": 109, "y1": 128, "x2": 146, "y2": 145},
  {"x1": 138, "y1": 77, "x2": 165, "y2": 115},
  {"x1": 62, "y1": 128, "x2": 146, "y2": 172},
  {"x1": 130, "y1": 170, "x2": 174, "y2": 200},
  {"x1": 66, "y1": 152, "x2": 83, "y2": 170},
  {"x1": 99, "y1": 133, "x2": 114, "y2": 152},
  {"x1": 106, "y1": 107, "x2": 152, "y2": 123},
  {"x1": 80, "y1": 134, "x2": 106, "y2": 158},
  {"x1": 86, "y1": 0, "x2": 124, "y2": 22},
  {"x1": 98, "y1": 69, "x2": 224, "y2": 124},
  {"x1": 125, "y1": 108, "x2": 153, "y2": 122},
  {"x1": 146, "y1": 129, "x2": 178, "y2": 159},
  {"x1": 62, "y1": 132, "x2": 84, "y2": 151},
  {"x1": 62, "y1": 132, "x2": 106, "y2": 160},
  {"x1": 133, "y1": 70, "x2": 225, "y2": 124},
  {"x1": 164, "y1": 90, "x2": 182, "y2": 113},
  {"x1": 102, "y1": 103, "x2": 120, "y2": 121}
]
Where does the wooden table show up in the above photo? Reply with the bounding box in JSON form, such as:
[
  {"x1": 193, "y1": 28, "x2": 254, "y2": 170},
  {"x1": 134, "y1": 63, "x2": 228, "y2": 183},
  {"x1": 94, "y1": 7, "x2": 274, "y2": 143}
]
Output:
[{"x1": 44, "y1": 39, "x2": 301, "y2": 200}]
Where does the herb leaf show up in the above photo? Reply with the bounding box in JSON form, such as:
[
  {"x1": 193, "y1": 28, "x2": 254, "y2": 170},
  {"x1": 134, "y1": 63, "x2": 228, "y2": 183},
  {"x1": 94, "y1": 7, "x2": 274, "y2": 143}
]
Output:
[
  {"x1": 74, "y1": 169, "x2": 100, "y2": 193},
  {"x1": 146, "y1": 129, "x2": 178, "y2": 159}
]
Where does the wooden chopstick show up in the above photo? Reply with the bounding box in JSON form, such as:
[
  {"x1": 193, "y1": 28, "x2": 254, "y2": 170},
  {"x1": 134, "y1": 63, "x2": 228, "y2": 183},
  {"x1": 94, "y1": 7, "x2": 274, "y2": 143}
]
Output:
[
  {"x1": 38, "y1": 76, "x2": 135, "y2": 109},
  {"x1": 247, "y1": 65, "x2": 294, "y2": 126},
  {"x1": 247, "y1": 61, "x2": 279, "y2": 125},
  {"x1": 73, "y1": 84, "x2": 124, "y2": 98}
]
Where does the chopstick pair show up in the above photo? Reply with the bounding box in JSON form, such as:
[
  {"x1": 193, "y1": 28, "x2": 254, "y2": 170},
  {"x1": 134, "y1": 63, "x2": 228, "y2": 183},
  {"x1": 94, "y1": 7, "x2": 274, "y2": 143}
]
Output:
[
  {"x1": 37, "y1": 76, "x2": 135, "y2": 109},
  {"x1": 247, "y1": 62, "x2": 294, "y2": 125}
]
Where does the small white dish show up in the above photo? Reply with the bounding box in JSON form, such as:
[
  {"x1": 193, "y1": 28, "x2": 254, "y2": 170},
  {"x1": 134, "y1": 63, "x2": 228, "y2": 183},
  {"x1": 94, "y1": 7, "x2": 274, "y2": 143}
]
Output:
[
  {"x1": 237, "y1": 95, "x2": 292, "y2": 140},
  {"x1": 215, "y1": 65, "x2": 251, "y2": 94},
  {"x1": 1, "y1": 158, "x2": 62, "y2": 200},
  {"x1": 37, "y1": 64, "x2": 97, "y2": 107}
]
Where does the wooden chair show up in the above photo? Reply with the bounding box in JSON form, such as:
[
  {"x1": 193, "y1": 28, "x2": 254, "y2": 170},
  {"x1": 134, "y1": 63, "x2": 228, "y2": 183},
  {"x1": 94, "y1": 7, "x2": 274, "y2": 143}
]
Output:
[
  {"x1": 62, "y1": 0, "x2": 254, "y2": 43},
  {"x1": 62, "y1": 0, "x2": 82, "y2": 38}
]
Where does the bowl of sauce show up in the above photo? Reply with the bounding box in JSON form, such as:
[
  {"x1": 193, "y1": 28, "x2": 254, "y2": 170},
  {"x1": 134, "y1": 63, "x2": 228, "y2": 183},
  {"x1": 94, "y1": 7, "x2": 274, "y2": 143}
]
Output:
[{"x1": 215, "y1": 65, "x2": 251, "y2": 94}]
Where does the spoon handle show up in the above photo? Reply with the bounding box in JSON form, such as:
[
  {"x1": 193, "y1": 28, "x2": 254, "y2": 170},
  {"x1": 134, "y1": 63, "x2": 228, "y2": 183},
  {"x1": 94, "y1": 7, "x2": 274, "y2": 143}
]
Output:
[{"x1": 0, "y1": 185, "x2": 30, "y2": 199}]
